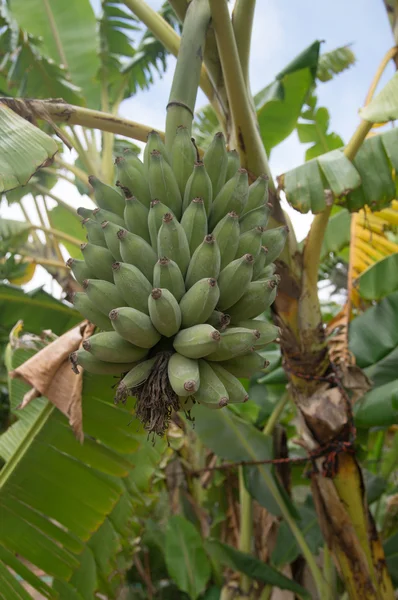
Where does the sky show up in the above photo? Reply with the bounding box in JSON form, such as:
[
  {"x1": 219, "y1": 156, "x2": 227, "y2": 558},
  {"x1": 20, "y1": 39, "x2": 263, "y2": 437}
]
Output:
[{"x1": 1, "y1": 0, "x2": 395, "y2": 295}]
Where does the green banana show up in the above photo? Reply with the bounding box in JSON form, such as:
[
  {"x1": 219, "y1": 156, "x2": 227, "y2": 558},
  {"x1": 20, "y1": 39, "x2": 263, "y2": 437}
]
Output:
[
  {"x1": 170, "y1": 125, "x2": 196, "y2": 196},
  {"x1": 262, "y1": 226, "x2": 289, "y2": 265},
  {"x1": 144, "y1": 130, "x2": 170, "y2": 171},
  {"x1": 157, "y1": 213, "x2": 190, "y2": 276},
  {"x1": 115, "y1": 357, "x2": 158, "y2": 403},
  {"x1": 81, "y1": 242, "x2": 114, "y2": 283},
  {"x1": 124, "y1": 194, "x2": 150, "y2": 244},
  {"x1": 178, "y1": 396, "x2": 195, "y2": 412},
  {"x1": 185, "y1": 234, "x2": 220, "y2": 289},
  {"x1": 212, "y1": 211, "x2": 240, "y2": 270},
  {"x1": 209, "y1": 363, "x2": 249, "y2": 404},
  {"x1": 148, "y1": 150, "x2": 182, "y2": 219},
  {"x1": 180, "y1": 197, "x2": 208, "y2": 255},
  {"x1": 239, "y1": 203, "x2": 272, "y2": 234},
  {"x1": 153, "y1": 257, "x2": 185, "y2": 302},
  {"x1": 83, "y1": 278, "x2": 125, "y2": 316},
  {"x1": 219, "y1": 351, "x2": 266, "y2": 378},
  {"x1": 241, "y1": 175, "x2": 269, "y2": 216},
  {"x1": 148, "y1": 199, "x2": 175, "y2": 253},
  {"x1": 235, "y1": 319, "x2": 280, "y2": 347},
  {"x1": 180, "y1": 277, "x2": 220, "y2": 327},
  {"x1": 148, "y1": 288, "x2": 181, "y2": 337},
  {"x1": 206, "y1": 310, "x2": 231, "y2": 331},
  {"x1": 82, "y1": 331, "x2": 148, "y2": 363},
  {"x1": 101, "y1": 221, "x2": 123, "y2": 260},
  {"x1": 109, "y1": 306, "x2": 161, "y2": 348},
  {"x1": 203, "y1": 132, "x2": 228, "y2": 197},
  {"x1": 217, "y1": 253, "x2": 254, "y2": 310},
  {"x1": 208, "y1": 168, "x2": 249, "y2": 230},
  {"x1": 252, "y1": 245, "x2": 268, "y2": 280},
  {"x1": 112, "y1": 261, "x2": 152, "y2": 314},
  {"x1": 183, "y1": 161, "x2": 213, "y2": 213},
  {"x1": 122, "y1": 148, "x2": 146, "y2": 178},
  {"x1": 66, "y1": 258, "x2": 93, "y2": 286},
  {"x1": 82, "y1": 218, "x2": 107, "y2": 247},
  {"x1": 225, "y1": 149, "x2": 240, "y2": 180},
  {"x1": 72, "y1": 292, "x2": 113, "y2": 331},
  {"x1": 194, "y1": 360, "x2": 229, "y2": 408},
  {"x1": 88, "y1": 175, "x2": 125, "y2": 217},
  {"x1": 93, "y1": 207, "x2": 125, "y2": 228},
  {"x1": 227, "y1": 276, "x2": 280, "y2": 321},
  {"x1": 168, "y1": 353, "x2": 200, "y2": 396},
  {"x1": 173, "y1": 324, "x2": 221, "y2": 359},
  {"x1": 235, "y1": 226, "x2": 264, "y2": 260},
  {"x1": 206, "y1": 327, "x2": 260, "y2": 362},
  {"x1": 118, "y1": 228, "x2": 157, "y2": 282},
  {"x1": 70, "y1": 348, "x2": 135, "y2": 375},
  {"x1": 115, "y1": 156, "x2": 151, "y2": 208},
  {"x1": 77, "y1": 207, "x2": 94, "y2": 220},
  {"x1": 258, "y1": 263, "x2": 276, "y2": 279}
]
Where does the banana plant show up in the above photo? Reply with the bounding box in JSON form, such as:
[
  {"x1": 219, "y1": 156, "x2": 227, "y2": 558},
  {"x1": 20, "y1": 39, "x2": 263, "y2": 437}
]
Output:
[{"x1": 1, "y1": 1, "x2": 398, "y2": 599}]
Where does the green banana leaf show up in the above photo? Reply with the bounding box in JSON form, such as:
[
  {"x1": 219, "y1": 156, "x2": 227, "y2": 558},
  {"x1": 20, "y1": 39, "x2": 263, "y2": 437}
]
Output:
[
  {"x1": 357, "y1": 253, "x2": 398, "y2": 301},
  {"x1": 360, "y1": 71, "x2": 398, "y2": 123}
]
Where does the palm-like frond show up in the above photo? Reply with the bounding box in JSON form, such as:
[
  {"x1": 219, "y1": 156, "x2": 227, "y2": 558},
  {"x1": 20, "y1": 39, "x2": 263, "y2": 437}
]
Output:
[{"x1": 316, "y1": 45, "x2": 355, "y2": 82}]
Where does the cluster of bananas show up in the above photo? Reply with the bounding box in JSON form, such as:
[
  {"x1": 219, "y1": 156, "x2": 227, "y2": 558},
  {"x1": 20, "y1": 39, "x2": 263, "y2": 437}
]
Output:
[{"x1": 67, "y1": 128, "x2": 288, "y2": 435}]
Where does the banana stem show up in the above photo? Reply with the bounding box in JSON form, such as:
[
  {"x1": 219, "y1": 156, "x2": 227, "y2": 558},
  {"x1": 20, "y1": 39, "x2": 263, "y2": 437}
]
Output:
[
  {"x1": 238, "y1": 466, "x2": 252, "y2": 593},
  {"x1": 42, "y1": 196, "x2": 64, "y2": 263},
  {"x1": 100, "y1": 76, "x2": 114, "y2": 184},
  {"x1": 232, "y1": 0, "x2": 256, "y2": 87},
  {"x1": 165, "y1": 0, "x2": 211, "y2": 150},
  {"x1": 168, "y1": 0, "x2": 188, "y2": 22},
  {"x1": 69, "y1": 125, "x2": 98, "y2": 176},
  {"x1": 17, "y1": 254, "x2": 69, "y2": 270},
  {"x1": 30, "y1": 225, "x2": 82, "y2": 247},
  {"x1": 262, "y1": 392, "x2": 290, "y2": 436},
  {"x1": 54, "y1": 156, "x2": 89, "y2": 186},
  {"x1": 20, "y1": 201, "x2": 41, "y2": 246},
  {"x1": 30, "y1": 183, "x2": 77, "y2": 216}
]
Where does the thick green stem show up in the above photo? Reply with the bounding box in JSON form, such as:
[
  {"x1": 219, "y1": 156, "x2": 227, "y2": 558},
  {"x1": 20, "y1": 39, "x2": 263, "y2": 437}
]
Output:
[
  {"x1": 232, "y1": 0, "x2": 256, "y2": 86},
  {"x1": 262, "y1": 392, "x2": 290, "y2": 436},
  {"x1": 238, "y1": 467, "x2": 253, "y2": 593},
  {"x1": 165, "y1": 0, "x2": 211, "y2": 150}
]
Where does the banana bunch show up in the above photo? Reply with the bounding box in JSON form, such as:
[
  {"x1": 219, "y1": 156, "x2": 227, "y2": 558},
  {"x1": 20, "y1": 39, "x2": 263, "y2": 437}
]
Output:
[{"x1": 67, "y1": 128, "x2": 288, "y2": 436}]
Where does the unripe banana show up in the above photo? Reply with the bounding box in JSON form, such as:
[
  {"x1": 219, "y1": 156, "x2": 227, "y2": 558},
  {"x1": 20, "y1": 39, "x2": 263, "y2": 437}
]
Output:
[
  {"x1": 180, "y1": 198, "x2": 208, "y2": 255},
  {"x1": 217, "y1": 254, "x2": 254, "y2": 310},
  {"x1": 180, "y1": 278, "x2": 220, "y2": 327},
  {"x1": 170, "y1": 126, "x2": 196, "y2": 196},
  {"x1": 157, "y1": 213, "x2": 190, "y2": 276},
  {"x1": 70, "y1": 348, "x2": 135, "y2": 375},
  {"x1": 208, "y1": 168, "x2": 249, "y2": 230},
  {"x1": 101, "y1": 221, "x2": 123, "y2": 260},
  {"x1": 220, "y1": 351, "x2": 267, "y2": 378},
  {"x1": 252, "y1": 245, "x2": 268, "y2": 280},
  {"x1": 83, "y1": 279, "x2": 125, "y2": 316},
  {"x1": 185, "y1": 234, "x2": 220, "y2": 289},
  {"x1": 144, "y1": 130, "x2": 170, "y2": 171},
  {"x1": 194, "y1": 360, "x2": 229, "y2": 408},
  {"x1": 118, "y1": 228, "x2": 157, "y2": 282},
  {"x1": 239, "y1": 203, "x2": 272, "y2": 234},
  {"x1": 123, "y1": 194, "x2": 150, "y2": 244},
  {"x1": 109, "y1": 307, "x2": 161, "y2": 348},
  {"x1": 262, "y1": 226, "x2": 289, "y2": 265},
  {"x1": 153, "y1": 257, "x2": 185, "y2": 302},
  {"x1": 81, "y1": 243, "x2": 114, "y2": 283},
  {"x1": 148, "y1": 288, "x2": 181, "y2": 337},
  {"x1": 72, "y1": 292, "x2": 113, "y2": 331},
  {"x1": 206, "y1": 327, "x2": 259, "y2": 361},
  {"x1": 258, "y1": 263, "x2": 277, "y2": 279},
  {"x1": 122, "y1": 148, "x2": 146, "y2": 178},
  {"x1": 203, "y1": 132, "x2": 228, "y2": 197},
  {"x1": 116, "y1": 357, "x2": 158, "y2": 403},
  {"x1": 148, "y1": 150, "x2": 182, "y2": 219},
  {"x1": 235, "y1": 319, "x2": 280, "y2": 348},
  {"x1": 209, "y1": 363, "x2": 249, "y2": 404},
  {"x1": 148, "y1": 199, "x2": 175, "y2": 253},
  {"x1": 168, "y1": 353, "x2": 200, "y2": 397},
  {"x1": 241, "y1": 175, "x2": 269, "y2": 216},
  {"x1": 88, "y1": 175, "x2": 125, "y2": 218},
  {"x1": 173, "y1": 324, "x2": 221, "y2": 359},
  {"x1": 227, "y1": 276, "x2": 280, "y2": 321},
  {"x1": 206, "y1": 310, "x2": 231, "y2": 331},
  {"x1": 183, "y1": 161, "x2": 213, "y2": 213},
  {"x1": 66, "y1": 258, "x2": 94, "y2": 286},
  {"x1": 226, "y1": 149, "x2": 240, "y2": 180},
  {"x1": 82, "y1": 218, "x2": 107, "y2": 247},
  {"x1": 112, "y1": 261, "x2": 152, "y2": 314},
  {"x1": 212, "y1": 211, "x2": 240, "y2": 270},
  {"x1": 77, "y1": 207, "x2": 94, "y2": 220},
  {"x1": 93, "y1": 207, "x2": 125, "y2": 228},
  {"x1": 235, "y1": 226, "x2": 264, "y2": 260},
  {"x1": 82, "y1": 331, "x2": 148, "y2": 363},
  {"x1": 115, "y1": 156, "x2": 151, "y2": 208}
]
